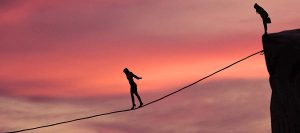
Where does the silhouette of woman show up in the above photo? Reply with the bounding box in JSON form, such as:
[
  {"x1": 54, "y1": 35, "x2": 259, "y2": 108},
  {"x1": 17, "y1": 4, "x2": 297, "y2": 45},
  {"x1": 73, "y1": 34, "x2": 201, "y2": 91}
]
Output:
[
  {"x1": 254, "y1": 3, "x2": 271, "y2": 34},
  {"x1": 123, "y1": 68, "x2": 143, "y2": 110}
]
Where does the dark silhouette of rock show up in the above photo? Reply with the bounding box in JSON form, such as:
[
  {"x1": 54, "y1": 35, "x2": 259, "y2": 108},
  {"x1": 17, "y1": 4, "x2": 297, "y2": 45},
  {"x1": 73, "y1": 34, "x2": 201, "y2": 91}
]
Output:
[{"x1": 262, "y1": 29, "x2": 300, "y2": 133}]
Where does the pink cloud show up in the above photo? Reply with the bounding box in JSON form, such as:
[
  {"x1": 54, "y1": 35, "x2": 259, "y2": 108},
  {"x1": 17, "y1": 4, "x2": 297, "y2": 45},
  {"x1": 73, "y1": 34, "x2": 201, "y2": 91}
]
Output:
[
  {"x1": 1, "y1": 1, "x2": 299, "y2": 132},
  {"x1": 1, "y1": 79, "x2": 271, "y2": 133},
  {"x1": 0, "y1": 0, "x2": 299, "y2": 108}
]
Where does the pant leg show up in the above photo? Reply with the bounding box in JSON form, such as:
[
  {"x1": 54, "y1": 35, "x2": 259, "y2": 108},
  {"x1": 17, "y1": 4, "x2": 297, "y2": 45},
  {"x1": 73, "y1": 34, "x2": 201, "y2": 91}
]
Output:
[
  {"x1": 262, "y1": 19, "x2": 268, "y2": 33},
  {"x1": 263, "y1": 22, "x2": 268, "y2": 33}
]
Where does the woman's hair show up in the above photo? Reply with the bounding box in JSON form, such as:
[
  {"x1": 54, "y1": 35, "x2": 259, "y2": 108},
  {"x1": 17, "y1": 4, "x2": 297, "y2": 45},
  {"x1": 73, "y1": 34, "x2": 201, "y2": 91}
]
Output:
[
  {"x1": 254, "y1": 3, "x2": 259, "y2": 9},
  {"x1": 123, "y1": 68, "x2": 129, "y2": 73}
]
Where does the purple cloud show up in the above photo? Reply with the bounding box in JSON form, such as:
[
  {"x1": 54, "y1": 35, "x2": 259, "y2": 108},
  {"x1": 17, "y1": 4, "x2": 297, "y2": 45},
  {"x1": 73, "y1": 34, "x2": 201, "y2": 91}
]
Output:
[{"x1": 1, "y1": 79, "x2": 271, "y2": 133}]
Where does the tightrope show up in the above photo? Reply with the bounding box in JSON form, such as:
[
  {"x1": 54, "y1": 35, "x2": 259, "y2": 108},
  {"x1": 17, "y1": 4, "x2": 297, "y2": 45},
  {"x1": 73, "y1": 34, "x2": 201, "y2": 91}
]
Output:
[{"x1": 5, "y1": 50, "x2": 264, "y2": 133}]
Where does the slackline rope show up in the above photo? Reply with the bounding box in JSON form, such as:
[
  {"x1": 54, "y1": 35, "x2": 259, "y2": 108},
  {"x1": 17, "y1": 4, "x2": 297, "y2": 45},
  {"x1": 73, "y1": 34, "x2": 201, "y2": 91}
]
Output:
[{"x1": 5, "y1": 50, "x2": 264, "y2": 133}]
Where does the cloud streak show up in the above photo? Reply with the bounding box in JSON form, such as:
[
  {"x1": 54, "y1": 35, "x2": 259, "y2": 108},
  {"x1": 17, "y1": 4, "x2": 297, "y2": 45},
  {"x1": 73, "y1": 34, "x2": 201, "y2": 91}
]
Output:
[{"x1": 1, "y1": 79, "x2": 271, "y2": 133}]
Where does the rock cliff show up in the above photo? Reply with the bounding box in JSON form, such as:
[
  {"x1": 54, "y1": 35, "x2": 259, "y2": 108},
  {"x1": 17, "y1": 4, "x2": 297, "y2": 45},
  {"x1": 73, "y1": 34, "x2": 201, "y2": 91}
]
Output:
[{"x1": 263, "y1": 29, "x2": 300, "y2": 133}]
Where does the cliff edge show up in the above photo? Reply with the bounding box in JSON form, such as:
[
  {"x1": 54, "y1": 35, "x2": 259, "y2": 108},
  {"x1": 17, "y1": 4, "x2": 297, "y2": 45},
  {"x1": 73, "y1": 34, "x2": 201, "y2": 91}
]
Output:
[{"x1": 263, "y1": 29, "x2": 300, "y2": 133}]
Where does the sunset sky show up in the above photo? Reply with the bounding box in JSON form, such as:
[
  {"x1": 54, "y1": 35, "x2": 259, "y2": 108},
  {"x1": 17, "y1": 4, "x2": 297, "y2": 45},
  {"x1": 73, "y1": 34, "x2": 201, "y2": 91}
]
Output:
[{"x1": 1, "y1": 0, "x2": 300, "y2": 133}]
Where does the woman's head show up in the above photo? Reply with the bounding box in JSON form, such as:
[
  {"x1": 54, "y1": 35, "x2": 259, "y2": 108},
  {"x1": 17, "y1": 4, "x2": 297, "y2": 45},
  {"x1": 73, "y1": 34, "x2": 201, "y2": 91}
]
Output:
[
  {"x1": 123, "y1": 68, "x2": 130, "y2": 74},
  {"x1": 254, "y1": 3, "x2": 259, "y2": 9}
]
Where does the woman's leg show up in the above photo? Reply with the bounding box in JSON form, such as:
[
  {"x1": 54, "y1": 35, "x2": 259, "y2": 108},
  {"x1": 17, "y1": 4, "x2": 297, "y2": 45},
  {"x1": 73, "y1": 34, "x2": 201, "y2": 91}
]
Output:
[
  {"x1": 130, "y1": 91, "x2": 136, "y2": 109},
  {"x1": 135, "y1": 91, "x2": 143, "y2": 107},
  {"x1": 263, "y1": 21, "x2": 268, "y2": 34},
  {"x1": 263, "y1": 19, "x2": 268, "y2": 34}
]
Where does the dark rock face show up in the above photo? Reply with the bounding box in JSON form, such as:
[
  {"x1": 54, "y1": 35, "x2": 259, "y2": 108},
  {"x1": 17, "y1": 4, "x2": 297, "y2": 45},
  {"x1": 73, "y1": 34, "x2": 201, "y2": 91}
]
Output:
[{"x1": 263, "y1": 29, "x2": 300, "y2": 133}]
